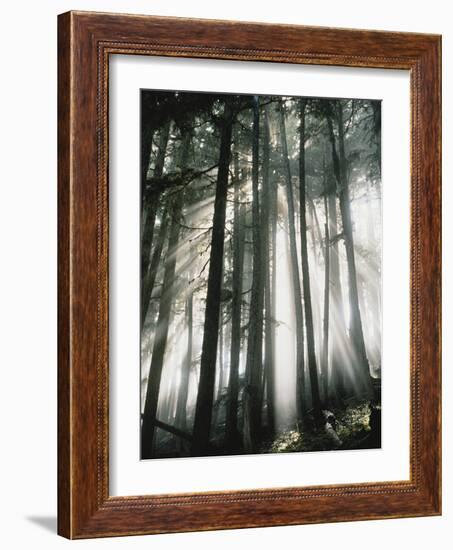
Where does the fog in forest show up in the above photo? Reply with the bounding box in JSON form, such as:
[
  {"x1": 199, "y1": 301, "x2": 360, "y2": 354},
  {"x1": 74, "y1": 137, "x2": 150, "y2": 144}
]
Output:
[{"x1": 140, "y1": 90, "x2": 382, "y2": 459}]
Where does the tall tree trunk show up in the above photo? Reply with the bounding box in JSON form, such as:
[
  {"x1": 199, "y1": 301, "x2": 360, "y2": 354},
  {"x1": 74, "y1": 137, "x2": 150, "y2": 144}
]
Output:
[
  {"x1": 308, "y1": 197, "x2": 325, "y2": 262},
  {"x1": 298, "y1": 99, "x2": 322, "y2": 421},
  {"x1": 191, "y1": 100, "x2": 235, "y2": 455},
  {"x1": 218, "y1": 307, "x2": 224, "y2": 397},
  {"x1": 225, "y1": 136, "x2": 245, "y2": 448},
  {"x1": 372, "y1": 101, "x2": 382, "y2": 178},
  {"x1": 322, "y1": 174, "x2": 330, "y2": 403},
  {"x1": 141, "y1": 194, "x2": 183, "y2": 458},
  {"x1": 141, "y1": 122, "x2": 171, "y2": 285},
  {"x1": 365, "y1": 180, "x2": 381, "y2": 372},
  {"x1": 141, "y1": 208, "x2": 168, "y2": 329},
  {"x1": 306, "y1": 201, "x2": 324, "y2": 397},
  {"x1": 277, "y1": 99, "x2": 306, "y2": 424},
  {"x1": 212, "y1": 306, "x2": 224, "y2": 430},
  {"x1": 141, "y1": 117, "x2": 155, "y2": 185},
  {"x1": 181, "y1": 290, "x2": 193, "y2": 430},
  {"x1": 269, "y1": 144, "x2": 278, "y2": 430},
  {"x1": 141, "y1": 129, "x2": 190, "y2": 459},
  {"x1": 327, "y1": 190, "x2": 347, "y2": 398},
  {"x1": 175, "y1": 285, "x2": 193, "y2": 454},
  {"x1": 244, "y1": 96, "x2": 264, "y2": 452},
  {"x1": 262, "y1": 107, "x2": 276, "y2": 435},
  {"x1": 327, "y1": 103, "x2": 372, "y2": 394}
]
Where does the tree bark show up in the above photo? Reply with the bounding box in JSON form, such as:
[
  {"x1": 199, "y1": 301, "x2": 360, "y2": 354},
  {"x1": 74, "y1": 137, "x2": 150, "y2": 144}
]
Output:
[
  {"x1": 277, "y1": 99, "x2": 306, "y2": 424},
  {"x1": 326, "y1": 102, "x2": 372, "y2": 394},
  {"x1": 141, "y1": 193, "x2": 183, "y2": 458},
  {"x1": 365, "y1": 180, "x2": 381, "y2": 372},
  {"x1": 322, "y1": 172, "x2": 330, "y2": 402},
  {"x1": 212, "y1": 306, "x2": 224, "y2": 430},
  {"x1": 141, "y1": 122, "x2": 171, "y2": 286},
  {"x1": 141, "y1": 129, "x2": 190, "y2": 459},
  {"x1": 141, "y1": 208, "x2": 168, "y2": 329},
  {"x1": 262, "y1": 107, "x2": 276, "y2": 435},
  {"x1": 298, "y1": 99, "x2": 322, "y2": 421},
  {"x1": 175, "y1": 284, "x2": 193, "y2": 454},
  {"x1": 269, "y1": 128, "x2": 279, "y2": 431},
  {"x1": 225, "y1": 136, "x2": 245, "y2": 448},
  {"x1": 244, "y1": 96, "x2": 264, "y2": 452},
  {"x1": 327, "y1": 190, "x2": 347, "y2": 398},
  {"x1": 141, "y1": 123, "x2": 155, "y2": 185},
  {"x1": 308, "y1": 197, "x2": 325, "y2": 262},
  {"x1": 191, "y1": 99, "x2": 235, "y2": 455}
]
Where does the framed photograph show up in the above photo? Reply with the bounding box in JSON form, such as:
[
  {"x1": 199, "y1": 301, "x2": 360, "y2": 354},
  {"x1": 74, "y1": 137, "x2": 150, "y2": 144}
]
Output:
[{"x1": 58, "y1": 11, "x2": 441, "y2": 538}]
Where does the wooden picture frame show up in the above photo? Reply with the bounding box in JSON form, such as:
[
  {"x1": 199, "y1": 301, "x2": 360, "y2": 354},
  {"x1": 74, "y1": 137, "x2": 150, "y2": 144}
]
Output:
[{"x1": 58, "y1": 10, "x2": 441, "y2": 539}]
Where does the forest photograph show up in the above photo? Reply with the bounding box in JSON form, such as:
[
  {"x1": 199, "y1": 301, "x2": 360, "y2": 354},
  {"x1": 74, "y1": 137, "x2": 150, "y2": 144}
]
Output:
[{"x1": 140, "y1": 89, "x2": 382, "y2": 460}]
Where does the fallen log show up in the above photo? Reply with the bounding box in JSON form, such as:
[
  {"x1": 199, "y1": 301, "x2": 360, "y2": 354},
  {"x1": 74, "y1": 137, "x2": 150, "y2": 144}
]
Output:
[
  {"x1": 140, "y1": 414, "x2": 193, "y2": 442},
  {"x1": 153, "y1": 419, "x2": 193, "y2": 442}
]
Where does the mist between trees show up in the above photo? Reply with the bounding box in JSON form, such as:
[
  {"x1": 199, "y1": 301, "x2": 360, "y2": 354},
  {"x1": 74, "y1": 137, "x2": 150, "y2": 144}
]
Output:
[{"x1": 140, "y1": 90, "x2": 382, "y2": 460}]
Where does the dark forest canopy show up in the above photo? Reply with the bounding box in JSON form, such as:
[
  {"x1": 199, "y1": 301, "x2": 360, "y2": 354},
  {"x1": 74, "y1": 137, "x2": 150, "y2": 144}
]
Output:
[{"x1": 140, "y1": 90, "x2": 382, "y2": 460}]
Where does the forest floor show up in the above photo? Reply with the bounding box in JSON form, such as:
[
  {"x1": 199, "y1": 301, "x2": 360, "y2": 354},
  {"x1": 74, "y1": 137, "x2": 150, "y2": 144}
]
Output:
[
  {"x1": 152, "y1": 401, "x2": 381, "y2": 458},
  {"x1": 264, "y1": 402, "x2": 381, "y2": 454}
]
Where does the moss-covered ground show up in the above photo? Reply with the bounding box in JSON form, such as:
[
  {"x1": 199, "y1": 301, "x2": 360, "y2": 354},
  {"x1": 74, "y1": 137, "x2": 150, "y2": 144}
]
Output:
[{"x1": 265, "y1": 402, "x2": 380, "y2": 454}]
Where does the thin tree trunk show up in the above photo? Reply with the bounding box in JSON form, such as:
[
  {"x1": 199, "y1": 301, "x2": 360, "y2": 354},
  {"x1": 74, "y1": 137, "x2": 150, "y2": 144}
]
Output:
[
  {"x1": 141, "y1": 209, "x2": 169, "y2": 329},
  {"x1": 322, "y1": 175, "x2": 330, "y2": 403},
  {"x1": 298, "y1": 99, "x2": 322, "y2": 421},
  {"x1": 277, "y1": 99, "x2": 306, "y2": 424},
  {"x1": 191, "y1": 100, "x2": 235, "y2": 455},
  {"x1": 225, "y1": 136, "x2": 245, "y2": 448},
  {"x1": 141, "y1": 122, "x2": 171, "y2": 285},
  {"x1": 212, "y1": 306, "x2": 224, "y2": 430},
  {"x1": 244, "y1": 96, "x2": 264, "y2": 452},
  {"x1": 219, "y1": 307, "x2": 224, "y2": 396},
  {"x1": 365, "y1": 181, "x2": 381, "y2": 372},
  {"x1": 141, "y1": 121, "x2": 155, "y2": 184},
  {"x1": 141, "y1": 193, "x2": 184, "y2": 458},
  {"x1": 327, "y1": 103, "x2": 372, "y2": 394},
  {"x1": 269, "y1": 144, "x2": 278, "y2": 430},
  {"x1": 328, "y1": 190, "x2": 347, "y2": 398},
  {"x1": 308, "y1": 197, "x2": 325, "y2": 262},
  {"x1": 262, "y1": 107, "x2": 276, "y2": 435},
  {"x1": 372, "y1": 101, "x2": 382, "y2": 178},
  {"x1": 306, "y1": 201, "x2": 323, "y2": 399},
  {"x1": 141, "y1": 129, "x2": 190, "y2": 459},
  {"x1": 175, "y1": 285, "x2": 193, "y2": 454}
]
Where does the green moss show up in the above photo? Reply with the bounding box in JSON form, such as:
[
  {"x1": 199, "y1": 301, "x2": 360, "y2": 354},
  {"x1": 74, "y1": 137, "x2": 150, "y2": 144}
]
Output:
[
  {"x1": 265, "y1": 402, "x2": 377, "y2": 454},
  {"x1": 269, "y1": 430, "x2": 303, "y2": 453}
]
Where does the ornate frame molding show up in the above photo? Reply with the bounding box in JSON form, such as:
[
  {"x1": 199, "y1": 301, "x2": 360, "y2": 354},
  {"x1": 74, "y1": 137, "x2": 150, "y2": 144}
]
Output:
[{"x1": 58, "y1": 11, "x2": 441, "y2": 538}]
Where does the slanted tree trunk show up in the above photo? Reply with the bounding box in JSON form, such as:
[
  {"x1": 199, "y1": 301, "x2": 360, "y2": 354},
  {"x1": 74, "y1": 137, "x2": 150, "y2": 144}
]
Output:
[
  {"x1": 244, "y1": 96, "x2": 264, "y2": 453},
  {"x1": 298, "y1": 99, "x2": 322, "y2": 421},
  {"x1": 191, "y1": 99, "x2": 235, "y2": 456},
  {"x1": 141, "y1": 122, "x2": 171, "y2": 287},
  {"x1": 141, "y1": 208, "x2": 169, "y2": 329},
  {"x1": 277, "y1": 99, "x2": 306, "y2": 424},
  {"x1": 326, "y1": 102, "x2": 372, "y2": 394},
  {"x1": 141, "y1": 129, "x2": 190, "y2": 459},
  {"x1": 225, "y1": 136, "x2": 245, "y2": 449},
  {"x1": 141, "y1": 195, "x2": 182, "y2": 457}
]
